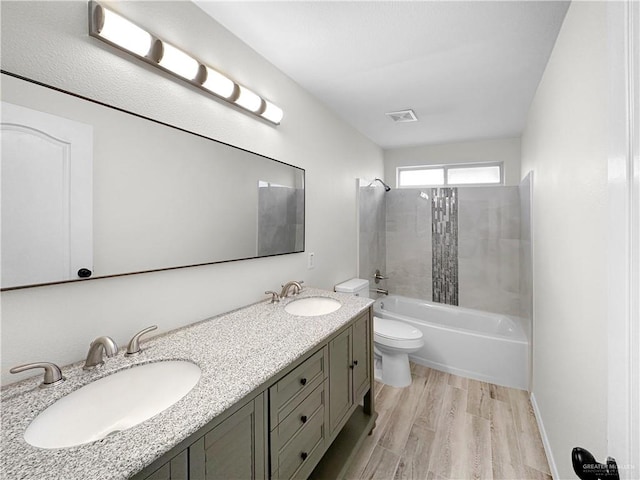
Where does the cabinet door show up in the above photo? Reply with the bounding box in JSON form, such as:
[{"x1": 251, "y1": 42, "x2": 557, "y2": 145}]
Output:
[
  {"x1": 328, "y1": 327, "x2": 353, "y2": 435},
  {"x1": 352, "y1": 313, "x2": 371, "y2": 401},
  {"x1": 141, "y1": 450, "x2": 188, "y2": 480},
  {"x1": 190, "y1": 396, "x2": 266, "y2": 480}
]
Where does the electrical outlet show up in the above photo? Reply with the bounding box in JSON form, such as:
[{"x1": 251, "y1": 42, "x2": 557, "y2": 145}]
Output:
[{"x1": 307, "y1": 252, "x2": 315, "y2": 269}]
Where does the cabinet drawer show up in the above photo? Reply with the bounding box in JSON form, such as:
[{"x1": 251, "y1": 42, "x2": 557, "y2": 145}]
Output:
[
  {"x1": 270, "y1": 348, "x2": 326, "y2": 426},
  {"x1": 272, "y1": 383, "x2": 325, "y2": 450},
  {"x1": 276, "y1": 407, "x2": 325, "y2": 480}
]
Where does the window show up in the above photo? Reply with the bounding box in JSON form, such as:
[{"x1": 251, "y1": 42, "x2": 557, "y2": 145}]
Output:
[
  {"x1": 397, "y1": 167, "x2": 444, "y2": 187},
  {"x1": 397, "y1": 162, "x2": 503, "y2": 188}
]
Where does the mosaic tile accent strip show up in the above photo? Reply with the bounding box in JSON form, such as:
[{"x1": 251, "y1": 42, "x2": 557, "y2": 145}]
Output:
[{"x1": 431, "y1": 187, "x2": 459, "y2": 305}]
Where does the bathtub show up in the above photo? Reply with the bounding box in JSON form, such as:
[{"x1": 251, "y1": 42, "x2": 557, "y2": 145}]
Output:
[{"x1": 373, "y1": 295, "x2": 529, "y2": 390}]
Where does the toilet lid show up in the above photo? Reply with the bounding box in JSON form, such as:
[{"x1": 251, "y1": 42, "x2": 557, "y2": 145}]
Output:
[{"x1": 374, "y1": 317, "x2": 423, "y2": 340}]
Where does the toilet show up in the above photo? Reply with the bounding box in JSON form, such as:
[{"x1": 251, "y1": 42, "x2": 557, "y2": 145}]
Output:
[{"x1": 335, "y1": 279, "x2": 424, "y2": 388}]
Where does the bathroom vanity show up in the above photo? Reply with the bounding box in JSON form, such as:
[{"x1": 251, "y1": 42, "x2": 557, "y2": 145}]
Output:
[{"x1": 0, "y1": 289, "x2": 376, "y2": 480}]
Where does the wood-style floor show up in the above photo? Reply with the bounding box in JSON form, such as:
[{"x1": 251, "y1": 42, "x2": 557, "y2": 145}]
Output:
[{"x1": 346, "y1": 363, "x2": 551, "y2": 480}]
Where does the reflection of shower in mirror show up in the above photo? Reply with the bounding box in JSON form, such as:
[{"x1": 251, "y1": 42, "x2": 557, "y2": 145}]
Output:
[{"x1": 368, "y1": 178, "x2": 391, "y2": 192}]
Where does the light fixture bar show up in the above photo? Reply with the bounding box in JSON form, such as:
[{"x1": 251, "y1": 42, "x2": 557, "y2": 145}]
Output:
[{"x1": 88, "y1": 1, "x2": 283, "y2": 125}]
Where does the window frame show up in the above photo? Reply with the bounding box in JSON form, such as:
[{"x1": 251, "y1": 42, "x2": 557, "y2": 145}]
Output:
[{"x1": 396, "y1": 161, "x2": 504, "y2": 188}]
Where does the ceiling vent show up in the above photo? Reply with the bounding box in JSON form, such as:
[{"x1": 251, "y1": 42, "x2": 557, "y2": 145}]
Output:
[{"x1": 385, "y1": 109, "x2": 418, "y2": 123}]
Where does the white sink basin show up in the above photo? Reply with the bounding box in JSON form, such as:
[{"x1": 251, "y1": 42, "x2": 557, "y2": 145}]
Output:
[
  {"x1": 284, "y1": 297, "x2": 342, "y2": 317},
  {"x1": 24, "y1": 360, "x2": 201, "y2": 449}
]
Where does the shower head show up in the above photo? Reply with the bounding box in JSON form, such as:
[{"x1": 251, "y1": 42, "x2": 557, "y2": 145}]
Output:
[{"x1": 373, "y1": 178, "x2": 391, "y2": 192}]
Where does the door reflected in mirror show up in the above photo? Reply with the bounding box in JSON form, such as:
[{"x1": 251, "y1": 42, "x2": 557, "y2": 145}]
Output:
[{"x1": 0, "y1": 72, "x2": 305, "y2": 289}]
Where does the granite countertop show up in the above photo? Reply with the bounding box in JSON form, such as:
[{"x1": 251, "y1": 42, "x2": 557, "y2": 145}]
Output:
[{"x1": 1, "y1": 288, "x2": 373, "y2": 480}]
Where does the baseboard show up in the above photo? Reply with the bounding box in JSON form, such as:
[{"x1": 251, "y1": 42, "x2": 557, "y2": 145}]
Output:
[{"x1": 530, "y1": 393, "x2": 559, "y2": 480}]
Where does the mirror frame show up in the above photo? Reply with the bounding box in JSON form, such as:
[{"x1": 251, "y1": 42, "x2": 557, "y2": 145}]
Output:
[{"x1": 0, "y1": 70, "x2": 305, "y2": 291}]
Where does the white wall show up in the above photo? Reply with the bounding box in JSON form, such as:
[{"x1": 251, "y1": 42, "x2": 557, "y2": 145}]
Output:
[
  {"x1": 383, "y1": 136, "x2": 521, "y2": 187},
  {"x1": 520, "y1": 2, "x2": 608, "y2": 478},
  {"x1": 0, "y1": 1, "x2": 383, "y2": 385}
]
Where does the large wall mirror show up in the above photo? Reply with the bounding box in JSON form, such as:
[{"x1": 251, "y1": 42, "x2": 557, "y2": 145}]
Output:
[{"x1": 1, "y1": 72, "x2": 305, "y2": 290}]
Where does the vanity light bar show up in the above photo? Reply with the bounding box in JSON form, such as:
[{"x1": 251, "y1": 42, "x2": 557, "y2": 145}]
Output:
[{"x1": 88, "y1": 1, "x2": 283, "y2": 125}]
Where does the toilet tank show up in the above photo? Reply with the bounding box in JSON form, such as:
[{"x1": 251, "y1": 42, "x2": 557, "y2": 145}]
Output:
[{"x1": 335, "y1": 278, "x2": 370, "y2": 298}]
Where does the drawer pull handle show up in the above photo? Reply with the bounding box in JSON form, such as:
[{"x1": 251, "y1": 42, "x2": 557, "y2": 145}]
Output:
[
  {"x1": 301, "y1": 452, "x2": 308, "y2": 461},
  {"x1": 300, "y1": 377, "x2": 307, "y2": 386},
  {"x1": 353, "y1": 360, "x2": 359, "y2": 366},
  {"x1": 300, "y1": 415, "x2": 308, "y2": 424}
]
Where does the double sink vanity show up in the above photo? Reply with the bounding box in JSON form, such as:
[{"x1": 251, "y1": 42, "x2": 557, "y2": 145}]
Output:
[{"x1": 1, "y1": 288, "x2": 377, "y2": 480}]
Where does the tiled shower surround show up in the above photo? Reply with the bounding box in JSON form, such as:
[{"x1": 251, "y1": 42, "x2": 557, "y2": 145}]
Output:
[
  {"x1": 431, "y1": 188, "x2": 459, "y2": 305},
  {"x1": 358, "y1": 181, "x2": 531, "y2": 318},
  {"x1": 457, "y1": 187, "x2": 521, "y2": 316},
  {"x1": 384, "y1": 188, "x2": 431, "y2": 299},
  {"x1": 519, "y1": 173, "x2": 534, "y2": 335},
  {"x1": 357, "y1": 184, "x2": 386, "y2": 292}
]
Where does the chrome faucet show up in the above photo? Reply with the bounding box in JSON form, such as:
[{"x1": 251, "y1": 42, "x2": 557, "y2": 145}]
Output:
[
  {"x1": 83, "y1": 336, "x2": 118, "y2": 370},
  {"x1": 280, "y1": 280, "x2": 303, "y2": 298},
  {"x1": 372, "y1": 287, "x2": 389, "y2": 296}
]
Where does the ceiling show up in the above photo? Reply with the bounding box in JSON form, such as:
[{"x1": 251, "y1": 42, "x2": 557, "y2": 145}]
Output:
[{"x1": 195, "y1": 1, "x2": 569, "y2": 149}]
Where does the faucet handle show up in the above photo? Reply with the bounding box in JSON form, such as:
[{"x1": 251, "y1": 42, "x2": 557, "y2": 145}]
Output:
[
  {"x1": 126, "y1": 325, "x2": 158, "y2": 356},
  {"x1": 374, "y1": 269, "x2": 389, "y2": 281},
  {"x1": 10, "y1": 362, "x2": 65, "y2": 387},
  {"x1": 265, "y1": 291, "x2": 280, "y2": 303}
]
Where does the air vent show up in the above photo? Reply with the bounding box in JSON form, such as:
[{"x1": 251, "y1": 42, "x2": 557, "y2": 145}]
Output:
[{"x1": 385, "y1": 109, "x2": 418, "y2": 123}]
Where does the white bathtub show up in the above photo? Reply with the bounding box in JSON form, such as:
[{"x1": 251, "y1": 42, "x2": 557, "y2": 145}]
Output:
[{"x1": 373, "y1": 295, "x2": 529, "y2": 390}]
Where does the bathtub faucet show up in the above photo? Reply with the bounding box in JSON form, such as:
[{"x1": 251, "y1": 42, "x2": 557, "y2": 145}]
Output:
[{"x1": 372, "y1": 288, "x2": 389, "y2": 295}]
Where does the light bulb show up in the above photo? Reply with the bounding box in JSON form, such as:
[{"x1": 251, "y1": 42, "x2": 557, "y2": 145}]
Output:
[
  {"x1": 202, "y1": 67, "x2": 235, "y2": 99},
  {"x1": 158, "y1": 42, "x2": 200, "y2": 80},
  {"x1": 235, "y1": 85, "x2": 263, "y2": 113},
  {"x1": 261, "y1": 101, "x2": 283, "y2": 124},
  {"x1": 97, "y1": 7, "x2": 152, "y2": 57}
]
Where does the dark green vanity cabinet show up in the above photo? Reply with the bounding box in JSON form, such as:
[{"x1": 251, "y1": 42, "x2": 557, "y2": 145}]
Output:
[
  {"x1": 189, "y1": 399, "x2": 267, "y2": 479},
  {"x1": 352, "y1": 313, "x2": 371, "y2": 401},
  {"x1": 328, "y1": 312, "x2": 371, "y2": 439},
  {"x1": 131, "y1": 394, "x2": 267, "y2": 480},
  {"x1": 141, "y1": 450, "x2": 188, "y2": 480},
  {"x1": 131, "y1": 308, "x2": 376, "y2": 480},
  {"x1": 269, "y1": 348, "x2": 329, "y2": 479}
]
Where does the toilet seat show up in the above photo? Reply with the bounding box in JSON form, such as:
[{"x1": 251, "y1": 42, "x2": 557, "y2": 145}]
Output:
[{"x1": 374, "y1": 317, "x2": 424, "y2": 350}]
